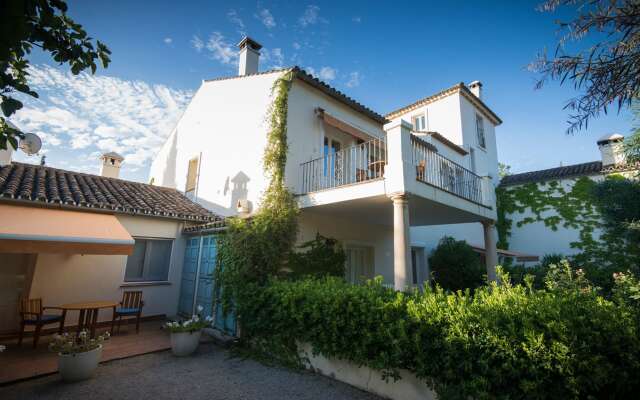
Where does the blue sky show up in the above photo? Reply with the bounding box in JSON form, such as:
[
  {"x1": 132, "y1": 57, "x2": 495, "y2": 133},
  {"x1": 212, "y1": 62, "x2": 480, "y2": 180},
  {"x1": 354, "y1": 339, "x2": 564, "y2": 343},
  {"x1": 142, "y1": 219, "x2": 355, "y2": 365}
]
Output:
[{"x1": 12, "y1": 0, "x2": 635, "y2": 182}]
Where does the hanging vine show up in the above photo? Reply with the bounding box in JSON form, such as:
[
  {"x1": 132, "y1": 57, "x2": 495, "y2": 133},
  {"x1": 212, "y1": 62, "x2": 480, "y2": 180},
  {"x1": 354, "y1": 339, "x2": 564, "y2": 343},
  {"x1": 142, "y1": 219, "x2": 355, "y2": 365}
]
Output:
[{"x1": 215, "y1": 70, "x2": 299, "y2": 312}]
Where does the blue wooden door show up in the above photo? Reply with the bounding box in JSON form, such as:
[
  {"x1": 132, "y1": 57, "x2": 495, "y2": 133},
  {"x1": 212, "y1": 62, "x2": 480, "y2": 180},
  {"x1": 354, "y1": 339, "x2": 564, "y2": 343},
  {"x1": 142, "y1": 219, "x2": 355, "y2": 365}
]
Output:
[
  {"x1": 178, "y1": 237, "x2": 201, "y2": 316},
  {"x1": 195, "y1": 236, "x2": 216, "y2": 318}
]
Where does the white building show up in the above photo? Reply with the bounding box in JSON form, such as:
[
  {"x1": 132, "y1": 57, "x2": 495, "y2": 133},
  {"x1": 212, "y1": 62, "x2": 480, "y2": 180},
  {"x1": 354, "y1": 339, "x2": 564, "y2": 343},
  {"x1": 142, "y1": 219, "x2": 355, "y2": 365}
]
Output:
[
  {"x1": 498, "y1": 133, "x2": 636, "y2": 258},
  {"x1": 150, "y1": 37, "x2": 503, "y2": 289}
]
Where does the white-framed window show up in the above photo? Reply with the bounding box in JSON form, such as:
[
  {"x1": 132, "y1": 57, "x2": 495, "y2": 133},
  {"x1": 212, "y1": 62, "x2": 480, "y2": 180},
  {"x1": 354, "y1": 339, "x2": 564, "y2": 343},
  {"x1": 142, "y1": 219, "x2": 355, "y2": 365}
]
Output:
[
  {"x1": 475, "y1": 114, "x2": 486, "y2": 148},
  {"x1": 412, "y1": 114, "x2": 426, "y2": 131},
  {"x1": 124, "y1": 238, "x2": 173, "y2": 282}
]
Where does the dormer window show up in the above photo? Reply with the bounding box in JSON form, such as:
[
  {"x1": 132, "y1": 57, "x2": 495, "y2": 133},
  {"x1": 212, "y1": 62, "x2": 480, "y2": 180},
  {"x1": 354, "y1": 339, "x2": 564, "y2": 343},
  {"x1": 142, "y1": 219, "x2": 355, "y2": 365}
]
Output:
[
  {"x1": 475, "y1": 114, "x2": 486, "y2": 148},
  {"x1": 412, "y1": 114, "x2": 426, "y2": 131}
]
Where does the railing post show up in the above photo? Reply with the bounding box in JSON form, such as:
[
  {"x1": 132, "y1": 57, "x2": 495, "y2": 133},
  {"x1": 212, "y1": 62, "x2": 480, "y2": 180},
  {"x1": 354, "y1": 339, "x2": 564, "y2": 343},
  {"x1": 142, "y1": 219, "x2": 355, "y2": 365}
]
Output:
[{"x1": 383, "y1": 120, "x2": 413, "y2": 197}]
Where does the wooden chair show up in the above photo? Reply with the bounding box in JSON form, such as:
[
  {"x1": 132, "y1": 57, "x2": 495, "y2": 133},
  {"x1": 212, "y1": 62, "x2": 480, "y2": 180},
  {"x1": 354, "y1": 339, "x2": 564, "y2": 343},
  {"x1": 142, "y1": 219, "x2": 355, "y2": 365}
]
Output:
[
  {"x1": 111, "y1": 291, "x2": 144, "y2": 335},
  {"x1": 18, "y1": 298, "x2": 66, "y2": 348}
]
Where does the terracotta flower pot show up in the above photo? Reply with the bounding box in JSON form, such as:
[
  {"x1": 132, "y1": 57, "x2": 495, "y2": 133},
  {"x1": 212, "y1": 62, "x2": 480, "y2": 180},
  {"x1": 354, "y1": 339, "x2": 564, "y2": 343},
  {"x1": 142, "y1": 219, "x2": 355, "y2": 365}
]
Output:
[
  {"x1": 58, "y1": 344, "x2": 103, "y2": 382},
  {"x1": 170, "y1": 330, "x2": 202, "y2": 356}
]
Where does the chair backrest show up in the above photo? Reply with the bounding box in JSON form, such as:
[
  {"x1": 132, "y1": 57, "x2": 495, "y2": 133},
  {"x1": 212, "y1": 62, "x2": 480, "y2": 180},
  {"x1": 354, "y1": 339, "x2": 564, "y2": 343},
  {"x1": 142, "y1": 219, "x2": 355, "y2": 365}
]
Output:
[
  {"x1": 121, "y1": 291, "x2": 143, "y2": 308},
  {"x1": 19, "y1": 298, "x2": 42, "y2": 316}
]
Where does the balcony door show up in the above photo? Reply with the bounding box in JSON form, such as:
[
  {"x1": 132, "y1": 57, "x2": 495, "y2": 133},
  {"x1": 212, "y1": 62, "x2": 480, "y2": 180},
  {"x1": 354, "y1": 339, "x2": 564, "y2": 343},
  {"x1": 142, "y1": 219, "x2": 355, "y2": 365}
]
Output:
[
  {"x1": 345, "y1": 245, "x2": 374, "y2": 284},
  {"x1": 323, "y1": 137, "x2": 343, "y2": 186}
]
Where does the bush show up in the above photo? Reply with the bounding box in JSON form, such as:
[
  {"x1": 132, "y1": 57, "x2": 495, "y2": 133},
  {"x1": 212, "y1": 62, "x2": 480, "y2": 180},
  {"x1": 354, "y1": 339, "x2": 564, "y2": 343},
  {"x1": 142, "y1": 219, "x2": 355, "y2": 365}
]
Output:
[
  {"x1": 288, "y1": 234, "x2": 346, "y2": 279},
  {"x1": 239, "y1": 264, "x2": 640, "y2": 399},
  {"x1": 429, "y1": 236, "x2": 484, "y2": 291}
]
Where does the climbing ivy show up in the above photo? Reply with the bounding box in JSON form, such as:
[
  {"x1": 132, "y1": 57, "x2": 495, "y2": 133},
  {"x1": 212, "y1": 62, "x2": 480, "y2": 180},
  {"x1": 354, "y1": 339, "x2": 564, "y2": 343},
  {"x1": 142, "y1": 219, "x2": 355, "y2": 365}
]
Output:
[
  {"x1": 496, "y1": 174, "x2": 638, "y2": 269},
  {"x1": 215, "y1": 70, "x2": 299, "y2": 317}
]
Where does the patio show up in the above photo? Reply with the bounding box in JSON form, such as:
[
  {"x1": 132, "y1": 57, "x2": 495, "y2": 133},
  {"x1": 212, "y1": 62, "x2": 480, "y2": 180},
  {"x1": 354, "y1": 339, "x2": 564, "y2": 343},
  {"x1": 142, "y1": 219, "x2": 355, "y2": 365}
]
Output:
[
  {"x1": 0, "y1": 320, "x2": 170, "y2": 385},
  {"x1": 0, "y1": 342, "x2": 381, "y2": 400}
]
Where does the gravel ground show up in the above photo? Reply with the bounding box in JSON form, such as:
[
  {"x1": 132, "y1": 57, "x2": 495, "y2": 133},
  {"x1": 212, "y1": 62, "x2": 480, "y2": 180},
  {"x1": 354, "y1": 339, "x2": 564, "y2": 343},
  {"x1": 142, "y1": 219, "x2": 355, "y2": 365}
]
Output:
[{"x1": 0, "y1": 343, "x2": 382, "y2": 400}]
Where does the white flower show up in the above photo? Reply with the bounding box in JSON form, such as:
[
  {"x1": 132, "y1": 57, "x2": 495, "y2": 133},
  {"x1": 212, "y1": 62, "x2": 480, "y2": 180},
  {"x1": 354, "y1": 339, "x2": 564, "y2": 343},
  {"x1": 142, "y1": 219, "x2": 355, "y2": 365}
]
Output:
[
  {"x1": 0, "y1": 344, "x2": 6, "y2": 352},
  {"x1": 197, "y1": 305, "x2": 204, "y2": 313}
]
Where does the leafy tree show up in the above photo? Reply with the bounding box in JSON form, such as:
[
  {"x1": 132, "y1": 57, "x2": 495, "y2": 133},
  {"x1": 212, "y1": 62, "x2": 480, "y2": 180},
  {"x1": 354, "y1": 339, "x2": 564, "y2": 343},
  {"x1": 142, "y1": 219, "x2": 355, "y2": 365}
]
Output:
[
  {"x1": 428, "y1": 236, "x2": 485, "y2": 291},
  {"x1": 498, "y1": 162, "x2": 511, "y2": 179},
  {"x1": 0, "y1": 0, "x2": 111, "y2": 150},
  {"x1": 531, "y1": 0, "x2": 640, "y2": 133}
]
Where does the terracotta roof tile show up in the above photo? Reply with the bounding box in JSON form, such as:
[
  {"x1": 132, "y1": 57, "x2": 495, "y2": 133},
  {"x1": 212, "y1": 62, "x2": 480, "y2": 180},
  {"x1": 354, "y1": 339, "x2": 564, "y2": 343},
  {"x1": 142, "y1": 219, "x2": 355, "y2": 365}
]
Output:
[
  {"x1": 500, "y1": 161, "x2": 604, "y2": 186},
  {"x1": 0, "y1": 162, "x2": 220, "y2": 222}
]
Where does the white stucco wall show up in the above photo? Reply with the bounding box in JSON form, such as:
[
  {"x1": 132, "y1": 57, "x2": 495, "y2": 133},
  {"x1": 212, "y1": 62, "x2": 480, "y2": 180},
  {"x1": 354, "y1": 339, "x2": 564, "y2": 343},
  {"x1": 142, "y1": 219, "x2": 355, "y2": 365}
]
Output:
[
  {"x1": 28, "y1": 214, "x2": 186, "y2": 324},
  {"x1": 505, "y1": 176, "x2": 606, "y2": 258},
  {"x1": 149, "y1": 71, "x2": 283, "y2": 217}
]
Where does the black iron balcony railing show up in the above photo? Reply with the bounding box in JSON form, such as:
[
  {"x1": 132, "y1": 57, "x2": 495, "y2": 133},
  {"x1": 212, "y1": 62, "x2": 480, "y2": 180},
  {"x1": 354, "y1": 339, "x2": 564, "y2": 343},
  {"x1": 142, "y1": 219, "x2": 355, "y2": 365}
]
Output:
[
  {"x1": 411, "y1": 135, "x2": 484, "y2": 205},
  {"x1": 299, "y1": 137, "x2": 387, "y2": 194}
]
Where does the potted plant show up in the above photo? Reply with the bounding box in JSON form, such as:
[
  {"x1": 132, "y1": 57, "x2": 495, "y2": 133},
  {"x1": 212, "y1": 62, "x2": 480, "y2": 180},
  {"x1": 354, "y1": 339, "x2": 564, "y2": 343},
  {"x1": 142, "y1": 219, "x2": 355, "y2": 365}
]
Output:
[
  {"x1": 49, "y1": 330, "x2": 110, "y2": 382},
  {"x1": 165, "y1": 305, "x2": 212, "y2": 356}
]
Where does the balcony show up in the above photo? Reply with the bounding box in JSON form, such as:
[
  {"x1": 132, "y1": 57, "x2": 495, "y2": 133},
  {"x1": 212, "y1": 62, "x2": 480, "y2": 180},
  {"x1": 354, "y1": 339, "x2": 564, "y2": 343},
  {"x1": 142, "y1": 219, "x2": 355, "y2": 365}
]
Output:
[
  {"x1": 299, "y1": 137, "x2": 387, "y2": 194},
  {"x1": 298, "y1": 134, "x2": 489, "y2": 209}
]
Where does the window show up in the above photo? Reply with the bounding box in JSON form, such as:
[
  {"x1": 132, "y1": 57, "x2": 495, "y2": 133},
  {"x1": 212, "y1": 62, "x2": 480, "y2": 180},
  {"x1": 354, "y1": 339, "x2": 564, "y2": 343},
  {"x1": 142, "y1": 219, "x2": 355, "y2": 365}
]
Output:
[
  {"x1": 475, "y1": 114, "x2": 486, "y2": 148},
  {"x1": 124, "y1": 239, "x2": 173, "y2": 282},
  {"x1": 412, "y1": 114, "x2": 426, "y2": 131},
  {"x1": 185, "y1": 157, "x2": 199, "y2": 195},
  {"x1": 323, "y1": 137, "x2": 342, "y2": 178},
  {"x1": 345, "y1": 246, "x2": 374, "y2": 284}
]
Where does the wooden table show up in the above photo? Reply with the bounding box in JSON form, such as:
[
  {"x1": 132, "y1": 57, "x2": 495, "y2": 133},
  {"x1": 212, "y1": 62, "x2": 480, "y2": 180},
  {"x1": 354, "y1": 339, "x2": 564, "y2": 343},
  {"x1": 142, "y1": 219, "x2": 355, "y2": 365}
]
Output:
[{"x1": 60, "y1": 301, "x2": 118, "y2": 338}]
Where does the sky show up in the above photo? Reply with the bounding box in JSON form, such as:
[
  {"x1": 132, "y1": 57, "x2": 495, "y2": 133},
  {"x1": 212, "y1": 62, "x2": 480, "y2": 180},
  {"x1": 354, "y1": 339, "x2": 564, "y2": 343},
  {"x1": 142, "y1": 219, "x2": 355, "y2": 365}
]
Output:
[{"x1": 10, "y1": 0, "x2": 636, "y2": 182}]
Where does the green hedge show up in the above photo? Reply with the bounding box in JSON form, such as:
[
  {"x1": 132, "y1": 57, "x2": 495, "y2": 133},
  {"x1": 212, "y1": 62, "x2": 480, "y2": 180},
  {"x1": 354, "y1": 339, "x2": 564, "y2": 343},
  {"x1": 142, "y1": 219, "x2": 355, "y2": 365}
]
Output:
[{"x1": 238, "y1": 265, "x2": 640, "y2": 399}]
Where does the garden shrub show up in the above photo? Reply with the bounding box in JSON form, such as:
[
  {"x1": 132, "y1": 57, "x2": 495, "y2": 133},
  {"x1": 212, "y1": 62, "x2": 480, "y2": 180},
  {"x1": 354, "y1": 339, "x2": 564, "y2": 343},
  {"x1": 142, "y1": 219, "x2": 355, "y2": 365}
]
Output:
[
  {"x1": 429, "y1": 236, "x2": 484, "y2": 291},
  {"x1": 288, "y1": 234, "x2": 346, "y2": 279},
  {"x1": 239, "y1": 264, "x2": 640, "y2": 399}
]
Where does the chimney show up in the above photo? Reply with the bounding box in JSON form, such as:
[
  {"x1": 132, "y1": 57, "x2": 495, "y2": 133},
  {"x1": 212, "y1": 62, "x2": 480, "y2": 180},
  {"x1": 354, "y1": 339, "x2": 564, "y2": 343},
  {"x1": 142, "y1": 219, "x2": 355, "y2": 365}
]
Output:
[
  {"x1": 597, "y1": 133, "x2": 625, "y2": 167},
  {"x1": 100, "y1": 152, "x2": 124, "y2": 178},
  {"x1": 237, "y1": 36, "x2": 262, "y2": 76},
  {"x1": 468, "y1": 81, "x2": 483, "y2": 99}
]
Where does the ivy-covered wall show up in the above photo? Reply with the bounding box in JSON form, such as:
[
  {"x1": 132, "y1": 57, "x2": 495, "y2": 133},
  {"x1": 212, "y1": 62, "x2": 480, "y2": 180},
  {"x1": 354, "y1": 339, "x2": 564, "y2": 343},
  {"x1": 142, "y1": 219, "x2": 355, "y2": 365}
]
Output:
[{"x1": 496, "y1": 173, "x2": 634, "y2": 267}]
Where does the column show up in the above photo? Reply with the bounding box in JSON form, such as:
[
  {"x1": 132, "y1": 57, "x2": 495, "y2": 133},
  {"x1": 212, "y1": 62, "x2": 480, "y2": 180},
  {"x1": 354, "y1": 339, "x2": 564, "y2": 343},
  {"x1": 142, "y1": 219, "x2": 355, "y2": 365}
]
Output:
[
  {"x1": 392, "y1": 194, "x2": 411, "y2": 291},
  {"x1": 482, "y1": 220, "x2": 498, "y2": 282}
]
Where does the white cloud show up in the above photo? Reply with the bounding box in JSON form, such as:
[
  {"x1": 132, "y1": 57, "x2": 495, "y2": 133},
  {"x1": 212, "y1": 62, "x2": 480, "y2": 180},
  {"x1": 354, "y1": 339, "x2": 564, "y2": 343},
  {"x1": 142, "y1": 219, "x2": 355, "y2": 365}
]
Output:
[
  {"x1": 263, "y1": 48, "x2": 284, "y2": 68},
  {"x1": 11, "y1": 64, "x2": 192, "y2": 171},
  {"x1": 352, "y1": 16, "x2": 361, "y2": 23},
  {"x1": 191, "y1": 35, "x2": 204, "y2": 52},
  {"x1": 164, "y1": 37, "x2": 173, "y2": 45},
  {"x1": 227, "y1": 9, "x2": 246, "y2": 35},
  {"x1": 196, "y1": 32, "x2": 238, "y2": 65},
  {"x1": 305, "y1": 66, "x2": 316, "y2": 77},
  {"x1": 346, "y1": 71, "x2": 362, "y2": 88},
  {"x1": 292, "y1": 42, "x2": 301, "y2": 50},
  {"x1": 299, "y1": 5, "x2": 321, "y2": 27},
  {"x1": 319, "y1": 66, "x2": 337, "y2": 81},
  {"x1": 257, "y1": 9, "x2": 276, "y2": 29}
]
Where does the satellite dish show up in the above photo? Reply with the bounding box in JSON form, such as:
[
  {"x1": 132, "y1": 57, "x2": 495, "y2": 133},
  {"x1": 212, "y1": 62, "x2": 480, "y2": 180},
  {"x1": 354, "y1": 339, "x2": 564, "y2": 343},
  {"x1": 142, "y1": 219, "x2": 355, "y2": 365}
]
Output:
[{"x1": 18, "y1": 132, "x2": 42, "y2": 155}]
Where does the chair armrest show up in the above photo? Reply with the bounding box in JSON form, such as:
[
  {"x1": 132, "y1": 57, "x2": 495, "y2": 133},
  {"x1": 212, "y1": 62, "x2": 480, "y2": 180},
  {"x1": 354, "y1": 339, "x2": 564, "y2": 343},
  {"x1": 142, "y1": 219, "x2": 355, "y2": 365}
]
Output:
[
  {"x1": 140, "y1": 300, "x2": 145, "y2": 308},
  {"x1": 43, "y1": 306, "x2": 64, "y2": 311}
]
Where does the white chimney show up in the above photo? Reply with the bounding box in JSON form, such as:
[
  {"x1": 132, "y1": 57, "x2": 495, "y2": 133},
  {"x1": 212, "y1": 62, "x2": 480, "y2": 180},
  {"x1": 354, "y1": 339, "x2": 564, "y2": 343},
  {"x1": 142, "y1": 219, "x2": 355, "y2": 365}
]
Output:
[
  {"x1": 468, "y1": 80, "x2": 483, "y2": 99},
  {"x1": 237, "y1": 37, "x2": 262, "y2": 76},
  {"x1": 597, "y1": 133, "x2": 625, "y2": 167},
  {"x1": 100, "y1": 152, "x2": 124, "y2": 178}
]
